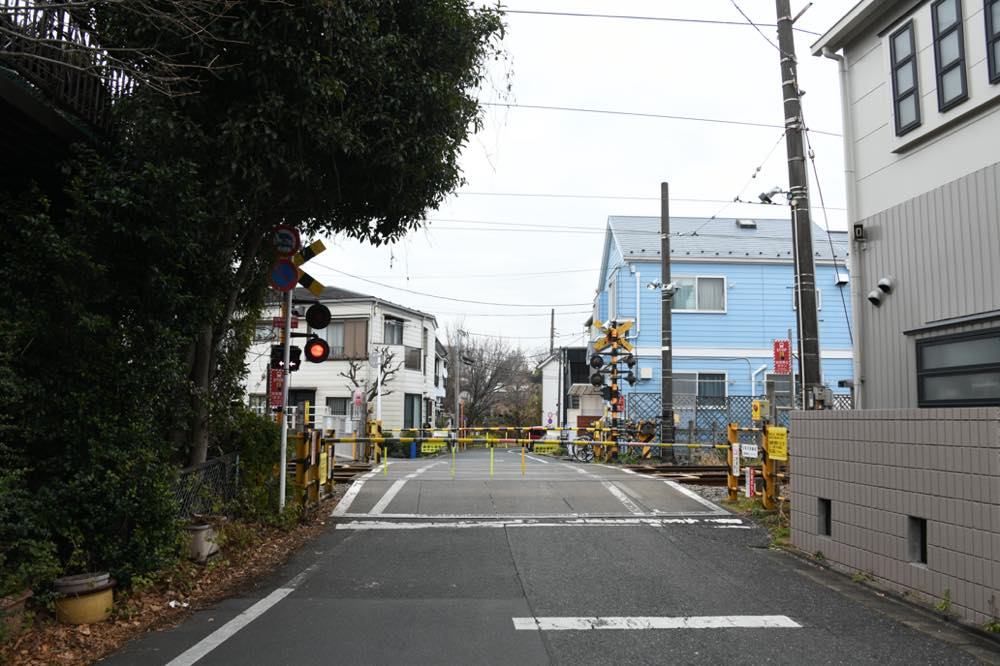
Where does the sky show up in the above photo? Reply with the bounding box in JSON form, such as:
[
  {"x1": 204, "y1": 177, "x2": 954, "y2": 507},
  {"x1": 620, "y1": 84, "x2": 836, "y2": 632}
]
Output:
[{"x1": 305, "y1": 0, "x2": 855, "y2": 360}]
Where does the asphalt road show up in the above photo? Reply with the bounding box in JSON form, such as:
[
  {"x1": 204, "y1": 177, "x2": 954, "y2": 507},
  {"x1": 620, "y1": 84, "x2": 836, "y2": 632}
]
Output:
[{"x1": 104, "y1": 448, "x2": 998, "y2": 665}]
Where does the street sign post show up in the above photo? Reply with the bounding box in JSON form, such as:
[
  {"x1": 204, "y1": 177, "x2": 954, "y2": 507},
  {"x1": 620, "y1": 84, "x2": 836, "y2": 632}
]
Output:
[
  {"x1": 271, "y1": 225, "x2": 301, "y2": 257},
  {"x1": 270, "y1": 259, "x2": 299, "y2": 292},
  {"x1": 272, "y1": 316, "x2": 299, "y2": 329}
]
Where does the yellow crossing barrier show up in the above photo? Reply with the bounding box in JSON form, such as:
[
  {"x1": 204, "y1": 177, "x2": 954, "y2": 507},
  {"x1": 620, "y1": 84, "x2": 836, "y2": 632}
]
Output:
[
  {"x1": 533, "y1": 443, "x2": 560, "y2": 455},
  {"x1": 420, "y1": 440, "x2": 446, "y2": 454}
]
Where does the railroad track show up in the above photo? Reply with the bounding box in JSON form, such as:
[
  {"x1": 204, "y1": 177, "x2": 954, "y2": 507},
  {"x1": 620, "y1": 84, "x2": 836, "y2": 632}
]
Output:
[{"x1": 622, "y1": 463, "x2": 791, "y2": 488}]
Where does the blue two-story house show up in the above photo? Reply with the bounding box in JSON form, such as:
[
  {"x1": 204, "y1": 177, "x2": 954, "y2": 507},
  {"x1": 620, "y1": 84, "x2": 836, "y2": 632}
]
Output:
[{"x1": 590, "y1": 216, "x2": 853, "y2": 417}]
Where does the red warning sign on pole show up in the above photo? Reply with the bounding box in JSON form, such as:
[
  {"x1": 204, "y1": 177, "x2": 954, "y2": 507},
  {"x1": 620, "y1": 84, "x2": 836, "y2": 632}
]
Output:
[
  {"x1": 268, "y1": 368, "x2": 284, "y2": 408},
  {"x1": 773, "y1": 339, "x2": 791, "y2": 375}
]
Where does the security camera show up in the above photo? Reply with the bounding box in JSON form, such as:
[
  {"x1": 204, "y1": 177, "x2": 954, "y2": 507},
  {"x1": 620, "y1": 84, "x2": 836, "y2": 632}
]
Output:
[
  {"x1": 877, "y1": 276, "x2": 894, "y2": 294},
  {"x1": 646, "y1": 281, "x2": 660, "y2": 291},
  {"x1": 663, "y1": 281, "x2": 678, "y2": 296},
  {"x1": 867, "y1": 289, "x2": 882, "y2": 307}
]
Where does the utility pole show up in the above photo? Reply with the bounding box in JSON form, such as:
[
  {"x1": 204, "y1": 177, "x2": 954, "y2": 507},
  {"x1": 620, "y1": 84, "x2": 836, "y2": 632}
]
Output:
[
  {"x1": 775, "y1": 0, "x2": 822, "y2": 408},
  {"x1": 549, "y1": 308, "x2": 555, "y2": 353},
  {"x1": 660, "y1": 182, "x2": 675, "y2": 456}
]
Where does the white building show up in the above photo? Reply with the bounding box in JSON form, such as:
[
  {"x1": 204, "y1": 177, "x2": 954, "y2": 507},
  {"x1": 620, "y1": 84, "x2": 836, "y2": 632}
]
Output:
[
  {"x1": 812, "y1": 0, "x2": 1000, "y2": 408},
  {"x1": 247, "y1": 287, "x2": 446, "y2": 431}
]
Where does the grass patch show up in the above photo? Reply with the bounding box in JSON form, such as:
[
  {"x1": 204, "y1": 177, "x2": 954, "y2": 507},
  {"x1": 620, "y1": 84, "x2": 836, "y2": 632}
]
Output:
[{"x1": 721, "y1": 496, "x2": 789, "y2": 547}]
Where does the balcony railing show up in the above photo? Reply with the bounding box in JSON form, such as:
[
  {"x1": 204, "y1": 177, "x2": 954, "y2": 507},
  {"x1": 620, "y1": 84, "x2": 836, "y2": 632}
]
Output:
[{"x1": 1, "y1": 0, "x2": 132, "y2": 134}]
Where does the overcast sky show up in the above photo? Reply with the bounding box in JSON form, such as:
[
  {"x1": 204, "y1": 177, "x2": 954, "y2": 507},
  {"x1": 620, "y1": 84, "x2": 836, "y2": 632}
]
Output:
[{"x1": 306, "y1": 0, "x2": 854, "y2": 359}]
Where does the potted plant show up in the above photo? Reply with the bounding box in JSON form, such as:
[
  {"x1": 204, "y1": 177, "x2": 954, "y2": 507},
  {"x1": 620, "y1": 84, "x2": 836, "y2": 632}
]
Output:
[
  {"x1": 183, "y1": 515, "x2": 224, "y2": 563},
  {"x1": 52, "y1": 572, "x2": 115, "y2": 625}
]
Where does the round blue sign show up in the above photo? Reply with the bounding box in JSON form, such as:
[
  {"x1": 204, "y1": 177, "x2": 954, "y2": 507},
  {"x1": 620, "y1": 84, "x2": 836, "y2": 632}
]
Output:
[{"x1": 270, "y1": 259, "x2": 299, "y2": 292}]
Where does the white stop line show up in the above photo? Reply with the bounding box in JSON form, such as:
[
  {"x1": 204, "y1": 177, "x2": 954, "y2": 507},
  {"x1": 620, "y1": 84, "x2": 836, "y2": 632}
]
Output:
[{"x1": 512, "y1": 616, "x2": 801, "y2": 631}]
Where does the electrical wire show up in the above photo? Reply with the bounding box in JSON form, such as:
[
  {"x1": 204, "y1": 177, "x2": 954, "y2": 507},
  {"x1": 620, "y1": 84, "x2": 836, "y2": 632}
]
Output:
[
  {"x1": 804, "y1": 126, "x2": 853, "y2": 345},
  {"x1": 310, "y1": 261, "x2": 592, "y2": 308},
  {"x1": 454, "y1": 191, "x2": 844, "y2": 209},
  {"x1": 502, "y1": 9, "x2": 822, "y2": 36},
  {"x1": 352, "y1": 267, "x2": 599, "y2": 280},
  {"x1": 728, "y1": 0, "x2": 785, "y2": 54},
  {"x1": 481, "y1": 102, "x2": 842, "y2": 137}
]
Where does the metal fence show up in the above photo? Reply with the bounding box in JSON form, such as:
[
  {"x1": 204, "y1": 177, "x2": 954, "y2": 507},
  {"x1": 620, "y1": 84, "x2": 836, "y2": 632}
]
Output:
[
  {"x1": 175, "y1": 452, "x2": 240, "y2": 518},
  {"x1": 625, "y1": 392, "x2": 853, "y2": 443},
  {"x1": 0, "y1": 0, "x2": 133, "y2": 133}
]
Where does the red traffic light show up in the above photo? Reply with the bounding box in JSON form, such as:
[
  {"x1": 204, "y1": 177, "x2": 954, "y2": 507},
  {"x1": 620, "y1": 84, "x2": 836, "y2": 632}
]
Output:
[{"x1": 305, "y1": 337, "x2": 329, "y2": 363}]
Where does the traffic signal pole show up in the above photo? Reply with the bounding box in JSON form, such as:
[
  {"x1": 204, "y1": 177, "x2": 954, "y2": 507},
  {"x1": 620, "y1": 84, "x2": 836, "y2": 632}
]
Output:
[{"x1": 278, "y1": 289, "x2": 292, "y2": 511}]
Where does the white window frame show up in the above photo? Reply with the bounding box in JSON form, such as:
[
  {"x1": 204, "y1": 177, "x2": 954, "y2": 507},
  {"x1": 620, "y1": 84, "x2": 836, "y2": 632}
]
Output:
[
  {"x1": 672, "y1": 371, "x2": 729, "y2": 399},
  {"x1": 671, "y1": 276, "x2": 727, "y2": 313},
  {"x1": 383, "y1": 315, "x2": 404, "y2": 345}
]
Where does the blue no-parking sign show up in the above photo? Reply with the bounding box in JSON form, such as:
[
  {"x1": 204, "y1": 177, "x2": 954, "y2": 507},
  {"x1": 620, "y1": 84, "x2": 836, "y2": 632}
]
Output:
[{"x1": 269, "y1": 258, "x2": 299, "y2": 292}]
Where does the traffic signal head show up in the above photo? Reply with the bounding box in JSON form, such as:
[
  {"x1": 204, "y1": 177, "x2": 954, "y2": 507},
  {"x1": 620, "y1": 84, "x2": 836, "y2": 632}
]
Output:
[
  {"x1": 305, "y1": 303, "x2": 331, "y2": 329},
  {"x1": 626, "y1": 371, "x2": 637, "y2": 386},
  {"x1": 305, "y1": 336, "x2": 329, "y2": 363},
  {"x1": 623, "y1": 353, "x2": 637, "y2": 368},
  {"x1": 589, "y1": 354, "x2": 604, "y2": 369},
  {"x1": 270, "y1": 344, "x2": 303, "y2": 371},
  {"x1": 288, "y1": 346, "x2": 301, "y2": 371},
  {"x1": 270, "y1": 345, "x2": 283, "y2": 370},
  {"x1": 589, "y1": 371, "x2": 604, "y2": 387}
]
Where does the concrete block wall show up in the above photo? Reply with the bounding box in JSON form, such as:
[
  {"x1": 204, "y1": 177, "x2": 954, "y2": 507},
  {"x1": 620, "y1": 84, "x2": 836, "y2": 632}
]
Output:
[{"x1": 790, "y1": 408, "x2": 1000, "y2": 626}]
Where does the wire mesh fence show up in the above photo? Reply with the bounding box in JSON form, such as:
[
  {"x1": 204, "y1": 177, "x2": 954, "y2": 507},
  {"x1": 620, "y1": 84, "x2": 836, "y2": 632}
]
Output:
[
  {"x1": 174, "y1": 452, "x2": 240, "y2": 518},
  {"x1": 625, "y1": 392, "x2": 854, "y2": 444}
]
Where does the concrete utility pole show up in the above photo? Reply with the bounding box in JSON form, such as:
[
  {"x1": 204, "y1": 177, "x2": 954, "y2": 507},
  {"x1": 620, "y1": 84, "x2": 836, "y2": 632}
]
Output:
[
  {"x1": 549, "y1": 308, "x2": 555, "y2": 353},
  {"x1": 660, "y1": 182, "x2": 675, "y2": 454},
  {"x1": 775, "y1": 0, "x2": 822, "y2": 408},
  {"x1": 278, "y1": 289, "x2": 292, "y2": 511}
]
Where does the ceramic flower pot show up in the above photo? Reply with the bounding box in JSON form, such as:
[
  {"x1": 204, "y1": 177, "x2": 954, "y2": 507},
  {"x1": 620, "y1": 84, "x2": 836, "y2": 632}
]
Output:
[
  {"x1": 184, "y1": 523, "x2": 221, "y2": 563},
  {"x1": 53, "y1": 574, "x2": 114, "y2": 625}
]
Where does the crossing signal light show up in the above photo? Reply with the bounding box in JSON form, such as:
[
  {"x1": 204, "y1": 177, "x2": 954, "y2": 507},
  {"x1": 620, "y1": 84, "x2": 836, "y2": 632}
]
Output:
[
  {"x1": 270, "y1": 345, "x2": 283, "y2": 370},
  {"x1": 305, "y1": 336, "x2": 329, "y2": 363},
  {"x1": 590, "y1": 371, "x2": 604, "y2": 387},
  {"x1": 623, "y1": 354, "x2": 637, "y2": 368},
  {"x1": 626, "y1": 371, "x2": 637, "y2": 386},
  {"x1": 305, "y1": 302, "x2": 331, "y2": 329},
  {"x1": 589, "y1": 354, "x2": 604, "y2": 369},
  {"x1": 288, "y1": 346, "x2": 301, "y2": 371}
]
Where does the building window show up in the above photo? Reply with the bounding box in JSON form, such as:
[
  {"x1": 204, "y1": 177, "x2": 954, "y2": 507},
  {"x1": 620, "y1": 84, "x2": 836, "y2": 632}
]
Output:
[
  {"x1": 932, "y1": 0, "x2": 968, "y2": 111},
  {"x1": 817, "y1": 498, "x2": 832, "y2": 536},
  {"x1": 384, "y1": 316, "x2": 404, "y2": 345},
  {"x1": 890, "y1": 21, "x2": 922, "y2": 135},
  {"x1": 248, "y1": 394, "x2": 267, "y2": 411},
  {"x1": 672, "y1": 277, "x2": 726, "y2": 312},
  {"x1": 403, "y1": 393, "x2": 422, "y2": 428},
  {"x1": 404, "y1": 346, "x2": 422, "y2": 370},
  {"x1": 673, "y1": 372, "x2": 726, "y2": 404},
  {"x1": 316, "y1": 320, "x2": 367, "y2": 359},
  {"x1": 792, "y1": 288, "x2": 822, "y2": 311},
  {"x1": 569, "y1": 395, "x2": 581, "y2": 409},
  {"x1": 422, "y1": 329, "x2": 429, "y2": 375},
  {"x1": 907, "y1": 516, "x2": 928, "y2": 564},
  {"x1": 987, "y1": 0, "x2": 1000, "y2": 83},
  {"x1": 326, "y1": 397, "x2": 349, "y2": 416},
  {"x1": 916, "y1": 328, "x2": 1000, "y2": 406}
]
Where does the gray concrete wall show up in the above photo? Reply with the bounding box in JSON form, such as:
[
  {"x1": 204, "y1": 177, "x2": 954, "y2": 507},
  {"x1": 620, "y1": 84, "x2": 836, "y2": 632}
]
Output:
[{"x1": 791, "y1": 408, "x2": 1000, "y2": 626}]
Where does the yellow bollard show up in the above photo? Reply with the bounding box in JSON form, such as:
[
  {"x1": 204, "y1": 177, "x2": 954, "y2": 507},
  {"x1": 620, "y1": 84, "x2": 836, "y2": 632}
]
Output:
[
  {"x1": 451, "y1": 443, "x2": 456, "y2": 479},
  {"x1": 384, "y1": 444, "x2": 388, "y2": 476},
  {"x1": 490, "y1": 446, "x2": 494, "y2": 478},
  {"x1": 521, "y1": 446, "x2": 525, "y2": 476}
]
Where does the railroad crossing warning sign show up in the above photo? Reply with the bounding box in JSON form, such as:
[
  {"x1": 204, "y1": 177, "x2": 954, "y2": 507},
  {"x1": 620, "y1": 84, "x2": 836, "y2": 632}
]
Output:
[
  {"x1": 767, "y1": 426, "x2": 788, "y2": 461},
  {"x1": 591, "y1": 319, "x2": 634, "y2": 352},
  {"x1": 271, "y1": 225, "x2": 301, "y2": 257},
  {"x1": 292, "y1": 240, "x2": 327, "y2": 296}
]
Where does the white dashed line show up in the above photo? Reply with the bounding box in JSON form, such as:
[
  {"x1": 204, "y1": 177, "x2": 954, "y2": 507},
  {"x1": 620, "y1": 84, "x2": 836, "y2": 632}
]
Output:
[{"x1": 512, "y1": 615, "x2": 801, "y2": 631}]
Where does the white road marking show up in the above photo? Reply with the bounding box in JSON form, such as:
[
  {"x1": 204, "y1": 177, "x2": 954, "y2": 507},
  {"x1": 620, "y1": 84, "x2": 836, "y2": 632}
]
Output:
[
  {"x1": 335, "y1": 517, "x2": 745, "y2": 530},
  {"x1": 336, "y1": 510, "x2": 725, "y2": 519},
  {"x1": 661, "y1": 480, "x2": 728, "y2": 514},
  {"x1": 165, "y1": 564, "x2": 319, "y2": 665},
  {"x1": 512, "y1": 615, "x2": 801, "y2": 631},
  {"x1": 524, "y1": 453, "x2": 550, "y2": 464},
  {"x1": 602, "y1": 481, "x2": 644, "y2": 515},
  {"x1": 368, "y1": 462, "x2": 441, "y2": 515},
  {"x1": 330, "y1": 467, "x2": 381, "y2": 517}
]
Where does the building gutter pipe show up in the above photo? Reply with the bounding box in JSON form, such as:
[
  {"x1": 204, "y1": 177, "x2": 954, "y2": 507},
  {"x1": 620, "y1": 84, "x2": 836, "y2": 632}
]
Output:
[
  {"x1": 751, "y1": 364, "x2": 769, "y2": 398},
  {"x1": 822, "y1": 46, "x2": 862, "y2": 408}
]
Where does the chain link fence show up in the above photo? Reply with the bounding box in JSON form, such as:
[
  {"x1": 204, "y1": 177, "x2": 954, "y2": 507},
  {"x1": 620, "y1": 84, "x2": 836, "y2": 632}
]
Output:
[{"x1": 174, "y1": 452, "x2": 240, "y2": 518}]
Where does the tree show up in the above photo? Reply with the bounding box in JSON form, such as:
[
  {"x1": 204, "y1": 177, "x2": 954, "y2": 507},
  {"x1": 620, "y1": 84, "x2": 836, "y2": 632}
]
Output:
[
  {"x1": 449, "y1": 335, "x2": 529, "y2": 426},
  {"x1": 339, "y1": 347, "x2": 402, "y2": 405}
]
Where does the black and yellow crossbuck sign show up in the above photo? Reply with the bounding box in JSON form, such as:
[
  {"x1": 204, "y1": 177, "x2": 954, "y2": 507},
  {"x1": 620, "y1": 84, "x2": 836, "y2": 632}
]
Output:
[
  {"x1": 292, "y1": 240, "x2": 326, "y2": 296},
  {"x1": 592, "y1": 319, "x2": 634, "y2": 352}
]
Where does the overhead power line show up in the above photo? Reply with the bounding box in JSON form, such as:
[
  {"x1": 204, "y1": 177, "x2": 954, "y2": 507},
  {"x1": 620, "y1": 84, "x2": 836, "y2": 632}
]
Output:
[
  {"x1": 451, "y1": 191, "x2": 847, "y2": 211},
  {"x1": 503, "y1": 9, "x2": 822, "y2": 36},
  {"x1": 311, "y1": 262, "x2": 593, "y2": 308},
  {"x1": 481, "y1": 102, "x2": 842, "y2": 137}
]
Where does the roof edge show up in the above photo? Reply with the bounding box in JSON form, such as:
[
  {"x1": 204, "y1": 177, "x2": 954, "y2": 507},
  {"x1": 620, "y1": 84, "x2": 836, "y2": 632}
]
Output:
[{"x1": 810, "y1": 0, "x2": 900, "y2": 55}]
